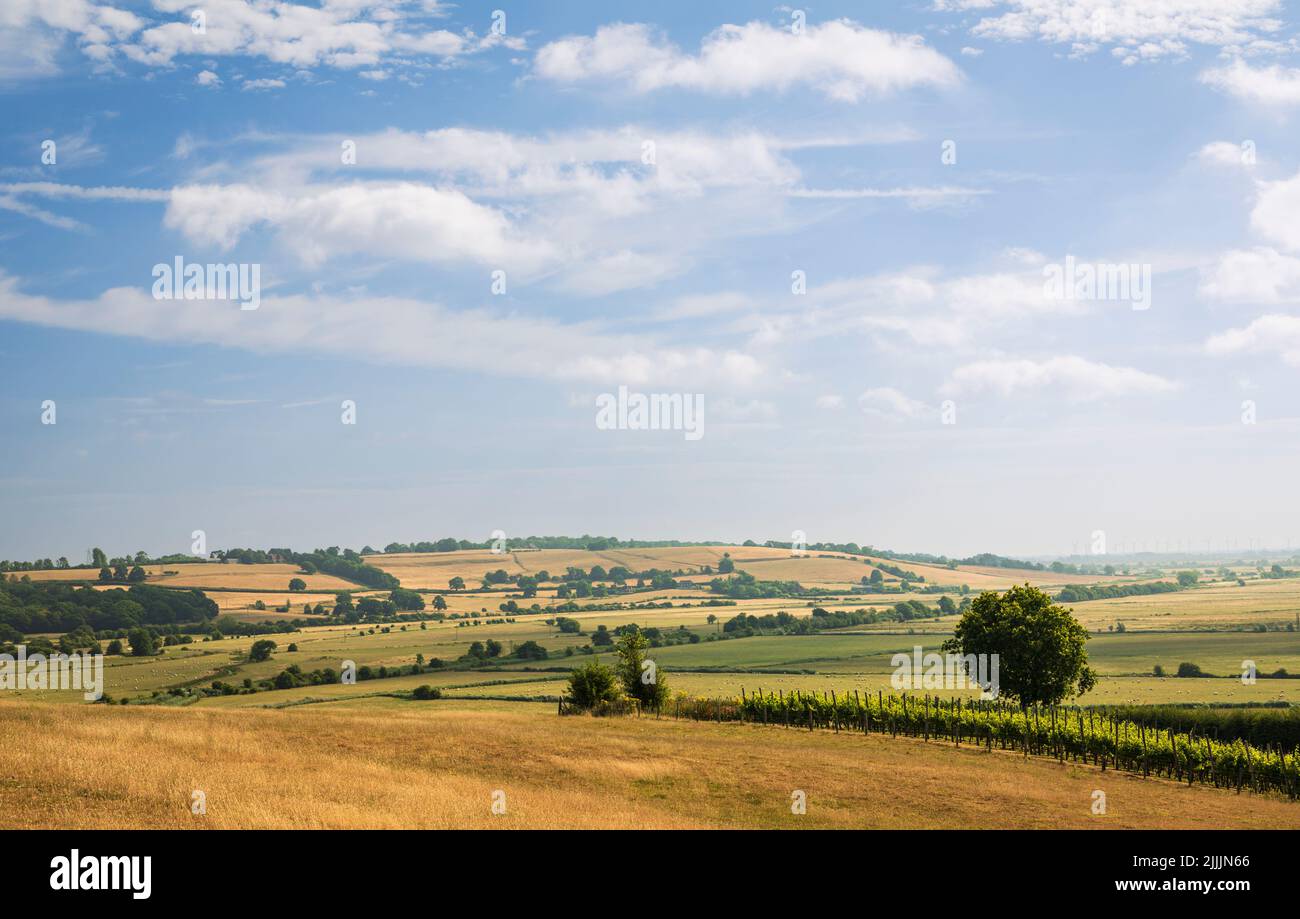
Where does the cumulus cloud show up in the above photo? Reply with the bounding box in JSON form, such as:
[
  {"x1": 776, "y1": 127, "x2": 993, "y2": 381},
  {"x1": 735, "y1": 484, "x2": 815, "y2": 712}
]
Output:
[
  {"x1": 0, "y1": 0, "x2": 517, "y2": 78},
  {"x1": 1200, "y1": 59, "x2": 1300, "y2": 105},
  {"x1": 1206, "y1": 314, "x2": 1300, "y2": 365},
  {"x1": 1196, "y1": 140, "x2": 1255, "y2": 168},
  {"x1": 1201, "y1": 248, "x2": 1300, "y2": 303},
  {"x1": 1250, "y1": 171, "x2": 1300, "y2": 252},
  {"x1": 163, "y1": 182, "x2": 560, "y2": 274},
  {"x1": 0, "y1": 272, "x2": 765, "y2": 389},
  {"x1": 153, "y1": 125, "x2": 956, "y2": 294},
  {"x1": 241, "y1": 77, "x2": 285, "y2": 90},
  {"x1": 1, "y1": 123, "x2": 959, "y2": 298},
  {"x1": 944, "y1": 356, "x2": 1177, "y2": 401},
  {"x1": 938, "y1": 0, "x2": 1283, "y2": 64},
  {"x1": 0, "y1": 0, "x2": 144, "y2": 75},
  {"x1": 534, "y1": 20, "x2": 960, "y2": 101}
]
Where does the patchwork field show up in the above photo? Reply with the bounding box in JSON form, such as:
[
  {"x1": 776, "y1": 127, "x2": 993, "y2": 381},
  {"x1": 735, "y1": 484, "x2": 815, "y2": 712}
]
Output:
[
  {"x1": 366, "y1": 546, "x2": 1117, "y2": 591},
  {"x1": 9, "y1": 545, "x2": 1300, "y2": 831}
]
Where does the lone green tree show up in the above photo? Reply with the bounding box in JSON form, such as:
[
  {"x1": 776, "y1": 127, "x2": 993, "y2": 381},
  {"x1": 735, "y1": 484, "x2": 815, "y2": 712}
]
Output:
[
  {"x1": 127, "y1": 628, "x2": 156, "y2": 657},
  {"x1": 614, "y1": 627, "x2": 669, "y2": 709},
  {"x1": 941, "y1": 584, "x2": 1096, "y2": 708}
]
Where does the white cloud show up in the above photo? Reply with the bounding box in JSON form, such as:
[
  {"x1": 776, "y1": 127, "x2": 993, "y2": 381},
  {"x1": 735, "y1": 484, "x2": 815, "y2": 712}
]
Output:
[
  {"x1": 1196, "y1": 140, "x2": 1255, "y2": 168},
  {"x1": 1, "y1": 124, "x2": 945, "y2": 297},
  {"x1": 1196, "y1": 58, "x2": 1300, "y2": 105},
  {"x1": 945, "y1": 269, "x2": 1073, "y2": 317},
  {"x1": 815, "y1": 394, "x2": 844, "y2": 409},
  {"x1": 940, "y1": 1, "x2": 1284, "y2": 64},
  {"x1": 944, "y1": 356, "x2": 1177, "y2": 401},
  {"x1": 1200, "y1": 59, "x2": 1300, "y2": 105},
  {"x1": 0, "y1": 195, "x2": 85, "y2": 230},
  {"x1": 786, "y1": 185, "x2": 990, "y2": 204},
  {"x1": 0, "y1": 18, "x2": 64, "y2": 79},
  {"x1": 0, "y1": 182, "x2": 170, "y2": 202},
  {"x1": 163, "y1": 182, "x2": 560, "y2": 274},
  {"x1": 858, "y1": 387, "x2": 931, "y2": 419},
  {"x1": 1206, "y1": 314, "x2": 1300, "y2": 365},
  {"x1": 0, "y1": 272, "x2": 765, "y2": 389},
  {"x1": 0, "y1": 0, "x2": 143, "y2": 76},
  {"x1": 159, "y1": 125, "x2": 938, "y2": 294},
  {"x1": 1251, "y1": 171, "x2": 1300, "y2": 252},
  {"x1": 1201, "y1": 248, "x2": 1300, "y2": 303},
  {"x1": 196, "y1": 68, "x2": 220, "y2": 86},
  {"x1": 534, "y1": 20, "x2": 960, "y2": 101},
  {"x1": 241, "y1": 77, "x2": 285, "y2": 90},
  {"x1": 0, "y1": 0, "x2": 517, "y2": 78}
]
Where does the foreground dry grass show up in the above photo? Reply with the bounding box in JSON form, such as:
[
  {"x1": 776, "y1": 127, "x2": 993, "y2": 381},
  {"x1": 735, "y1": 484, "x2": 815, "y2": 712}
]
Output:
[{"x1": 2, "y1": 699, "x2": 1297, "y2": 829}]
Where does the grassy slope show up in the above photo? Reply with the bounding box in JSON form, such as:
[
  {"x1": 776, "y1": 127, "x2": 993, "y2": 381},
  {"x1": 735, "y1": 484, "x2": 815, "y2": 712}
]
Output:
[{"x1": 2, "y1": 699, "x2": 1298, "y2": 829}]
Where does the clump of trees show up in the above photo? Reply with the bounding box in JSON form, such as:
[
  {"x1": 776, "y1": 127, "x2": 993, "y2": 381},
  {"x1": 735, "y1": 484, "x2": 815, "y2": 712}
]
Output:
[
  {"x1": 563, "y1": 626, "x2": 670, "y2": 713},
  {"x1": 0, "y1": 580, "x2": 218, "y2": 638},
  {"x1": 1057, "y1": 581, "x2": 1180, "y2": 602}
]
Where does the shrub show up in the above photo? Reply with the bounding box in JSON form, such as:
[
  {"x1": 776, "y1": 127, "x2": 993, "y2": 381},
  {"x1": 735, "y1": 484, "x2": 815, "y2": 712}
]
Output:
[
  {"x1": 411, "y1": 685, "x2": 441, "y2": 700},
  {"x1": 565, "y1": 659, "x2": 621, "y2": 709}
]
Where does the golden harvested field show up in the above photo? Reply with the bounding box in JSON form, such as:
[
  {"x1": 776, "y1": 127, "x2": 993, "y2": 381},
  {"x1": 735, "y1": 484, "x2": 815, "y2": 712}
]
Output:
[
  {"x1": 25, "y1": 562, "x2": 356, "y2": 592},
  {"x1": 366, "y1": 546, "x2": 1123, "y2": 592},
  {"x1": 3, "y1": 699, "x2": 1296, "y2": 829},
  {"x1": 212, "y1": 592, "x2": 343, "y2": 616},
  {"x1": 1065, "y1": 578, "x2": 1300, "y2": 631}
]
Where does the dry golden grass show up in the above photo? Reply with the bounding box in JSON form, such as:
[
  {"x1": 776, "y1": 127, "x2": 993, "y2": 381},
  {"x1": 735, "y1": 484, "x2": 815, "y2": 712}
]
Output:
[
  {"x1": 366, "y1": 546, "x2": 1121, "y2": 591},
  {"x1": 23, "y1": 563, "x2": 359, "y2": 592},
  {"x1": 2, "y1": 699, "x2": 1296, "y2": 829},
  {"x1": 210, "y1": 591, "x2": 343, "y2": 616}
]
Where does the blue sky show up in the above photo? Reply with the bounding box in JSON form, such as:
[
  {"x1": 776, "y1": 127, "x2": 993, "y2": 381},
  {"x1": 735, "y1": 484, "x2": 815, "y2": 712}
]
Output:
[{"x1": 3, "y1": 0, "x2": 1300, "y2": 560}]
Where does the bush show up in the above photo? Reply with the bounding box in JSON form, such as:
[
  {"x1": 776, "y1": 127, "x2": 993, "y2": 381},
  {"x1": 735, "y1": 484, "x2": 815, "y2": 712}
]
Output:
[
  {"x1": 411, "y1": 685, "x2": 442, "y2": 700},
  {"x1": 1176, "y1": 661, "x2": 1206, "y2": 678},
  {"x1": 565, "y1": 659, "x2": 622, "y2": 709},
  {"x1": 514, "y1": 640, "x2": 548, "y2": 660},
  {"x1": 248, "y1": 639, "x2": 277, "y2": 662}
]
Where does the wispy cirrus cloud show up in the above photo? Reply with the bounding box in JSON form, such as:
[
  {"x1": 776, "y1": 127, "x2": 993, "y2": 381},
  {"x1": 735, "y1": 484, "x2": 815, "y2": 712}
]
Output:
[
  {"x1": 943, "y1": 356, "x2": 1178, "y2": 401},
  {"x1": 0, "y1": 272, "x2": 767, "y2": 390}
]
